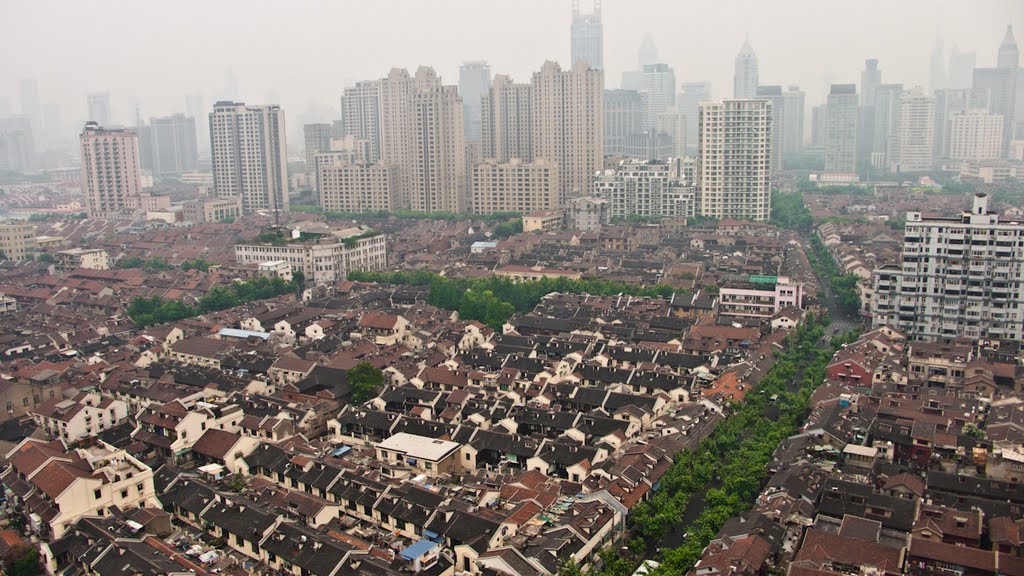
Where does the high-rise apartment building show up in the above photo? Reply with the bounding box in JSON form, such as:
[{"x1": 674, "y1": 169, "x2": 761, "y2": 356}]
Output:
[
  {"x1": 318, "y1": 159, "x2": 399, "y2": 213},
  {"x1": 733, "y1": 40, "x2": 759, "y2": 99},
  {"x1": 594, "y1": 159, "x2": 694, "y2": 219},
  {"x1": 481, "y1": 75, "x2": 533, "y2": 162},
  {"x1": 0, "y1": 222, "x2": 37, "y2": 261},
  {"x1": 79, "y1": 122, "x2": 142, "y2": 219},
  {"x1": 825, "y1": 84, "x2": 858, "y2": 174},
  {"x1": 934, "y1": 89, "x2": 970, "y2": 161},
  {"x1": 471, "y1": 159, "x2": 560, "y2": 215},
  {"x1": 861, "y1": 59, "x2": 882, "y2": 106},
  {"x1": 657, "y1": 110, "x2": 687, "y2": 158},
  {"x1": 872, "y1": 193, "x2": 1024, "y2": 341},
  {"x1": 185, "y1": 93, "x2": 206, "y2": 154},
  {"x1": 892, "y1": 87, "x2": 935, "y2": 172},
  {"x1": 531, "y1": 60, "x2": 603, "y2": 201},
  {"x1": 782, "y1": 86, "x2": 805, "y2": 155},
  {"x1": 571, "y1": 0, "x2": 603, "y2": 71},
  {"x1": 948, "y1": 47, "x2": 976, "y2": 90},
  {"x1": 755, "y1": 85, "x2": 784, "y2": 174},
  {"x1": 19, "y1": 79, "x2": 41, "y2": 142},
  {"x1": 696, "y1": 99, "x2": 772, "y2": 222},
  {"x1": 603, "y1": 89, "x2": 648, "y2": 157},
  {"x1": 304, "y1": 123, "x2": 334, "y2": 191},
  {"x1": 872, "y1": 83, "x2": 903, "y2": 168},
  {"x1": 642, "y1": 64, "x2": 676, "y2": 126},
  {"x1": 139, "y1": 114, "x2": 198, "y2": 176},
  {"x1": 0, "y1": 116, "x2": 35, "y2": 172},
  {"x1": 459, "y1": 61, "x2": 491, "y2": 142},
  {"x1": 810, "y1": 105, "x2": 827, "y2": 149},
  {"x1": 87, "y1": 92, "x2": 111, "y2": 126},
  {"x1": 678, "y1": 82, "x2": 711, "y2": 154},
  {"x1": 341, "y1": 80, "x2": 382, "y2": 163},
  {"x1": 949, "y1": 109, "x2": 1004, "y2": 161},
  {"x1": 208, "y1": 102, "x2": 288, "y2": 214}
]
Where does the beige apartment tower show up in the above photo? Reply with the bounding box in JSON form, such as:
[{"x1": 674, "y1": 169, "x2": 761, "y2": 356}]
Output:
[
  {"x1": 471, "y1": 159, "x2": 560, "y2": 215},
  {"x1": 318, "y1": 158, "x2": 400, "y2": 213},
  {"x1": 79, "y1": 122, "x2": 143, "y2": 219},
  {"x1": 209, "y1": 102, "x2": 288, "y2": 214},
  {"x1": 697, "y1": 99, "x2": 772, "y2": 222},
  {"x1": 531, "y1": 60, "x2": 603, "y2": 201},
  {"x1": 481, "y1": 74, "x2": 533, "y2": 162}
]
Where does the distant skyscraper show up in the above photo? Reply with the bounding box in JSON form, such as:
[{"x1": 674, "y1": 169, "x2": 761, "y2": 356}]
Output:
[
  {"x1": 948, "y1": 46, "x2": 976, "y2": 90},
  {"x1": 19, "y1": 79, "x2": 42, "y2": 142},
  {"x1": 304, "y1": 123, "x2": 333, "y2": 192},
  {"x1": 892, "y1": 87, "x2": 935, "y2": 172},
  {"x1": 930, "y1": 40, "x2": 947, "y2": 92},
  {"x1": 638, "y1": 34, "x2": 659, "y2": 68},
  {"x1": 810, "y1": 105, "x2": 826, "y2": 149},
  {"x1": 999, "y1": 25, "x2": 1020, "y2": 69},
  {"x1": 459, "y1": 61, "x2": 491, "y2": 142},
  {"x1": 481, "y1": 74, "x2": 533, "y2": 162},
  {"x1": 87, "y1": 92, "x2": 111, "y2": 126},
  {"x1": 733, "y1": 40, "x2": 759, "y2": 98},
  {"x1": 934, "y1": 89, "x2": 970, "y2": 160},
  {"x1": 949, "y1": 109, "x2": 1004, "y2": 161},
  {"x1": 825, "y1": 84, "x2": 858, "y2": 174},
  {"x1": 341, "y1": 80, "x2": 382, "y2": 163},
  {"x1": 657, "y1": 110, "x2": 687, "y2": 158},
  {"x1": 782, "y1": 86, "x2": 805, "y2": 154},
  {"x1": 571, "y1": 0, "x2": 603, "y2": 71},
  {"x1": 224, "y1": 68, "x2": 239, "y2": 101},
  {"x1": 697, "y1": 99, "x2": 772, "y2": 221},
  {"x1": 209, "y1": 102, "x2": 288, "y2": 214},
  {"x1": 79, "y1": 123, "x2": 142, "y2": 218},
  {"x1": 861, "y1": 59, "x2": 882, "y2": 106},
  {"x1": 678, "y1": 82, "x2": 711, "y2": 154},
  {"x1": 532, "y1": 60, "x2": 604, "y2": 200},
  {"x1": 43, "y1": 103, "x2": 62, "y2": 149},
  {"x1": 756, "y1": 85, "x2": 784, "y2": 174},
  {"x1": 642, "y1": 63, "x2": 676, "y2": 126},
  {"x1": 972, "y1": 25, "x2": 1020, "y2": 154},
  {"x1": 185, "y1": 94, "x2": 206, "y2": 154},
  {"x1": 140, "y1": 114, "x2": 198, "y2": 176},
  {"x1": 0, "y1": 116, "x2": 35, "y2": 172},
  {"x1": 873, "y1": 83, "x2": 903, "y2": 167},
  {"x1": 604, "y1": 89, "x2": 648, "y2": 157}
]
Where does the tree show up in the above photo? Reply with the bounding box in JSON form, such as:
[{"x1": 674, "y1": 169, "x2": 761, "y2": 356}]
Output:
[
  {"x1": 557, "y1": 559, "x2": 583, "y2": 576},
  {"x1": 36, "y1": 253, "x2": 56, "y2": 263},
  {"x1": 348, "y1": 361, "x2": 383, "y2": 403},
  {"x1": 8, "y1": 548, "x2": 39, "y2": 576}
]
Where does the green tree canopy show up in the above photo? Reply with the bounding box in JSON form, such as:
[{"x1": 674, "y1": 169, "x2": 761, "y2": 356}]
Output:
[{"x1": 348, "y1": 361, "x2": 383, "y2": 403}]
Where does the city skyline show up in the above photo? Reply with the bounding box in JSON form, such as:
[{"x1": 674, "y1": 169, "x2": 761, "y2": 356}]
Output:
[{"x1": 1, "y1": 0, "x2": 1019, "y2": 141}]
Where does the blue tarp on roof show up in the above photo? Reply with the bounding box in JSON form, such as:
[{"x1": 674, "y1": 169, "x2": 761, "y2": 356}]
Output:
[
  {"x1": 330, "y1": 446, "x2": 351, "y2": 457},
  {"x1": 400, "y1": 539, "x2": 437, "y2": 561}
]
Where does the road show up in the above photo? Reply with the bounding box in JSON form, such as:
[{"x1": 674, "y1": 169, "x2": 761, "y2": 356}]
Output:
[{"x1": 801, "y1": 239, "x2": 863, "y2": 339}]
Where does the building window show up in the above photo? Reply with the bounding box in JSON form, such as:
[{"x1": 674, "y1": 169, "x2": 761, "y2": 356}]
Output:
[
  {"x1": 121, "y1": 490, "x2": 128, "y2": 499},
  {"x1": 94, "y1": 489, "x2": 102, "y2": 499}
]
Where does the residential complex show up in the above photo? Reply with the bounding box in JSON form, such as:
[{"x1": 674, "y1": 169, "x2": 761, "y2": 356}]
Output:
[
  {"x1": 825, "y1": 84, "x2": 858, "y2": 174},
  {"x1": 892, "y1": 86, "x2": 935, "y2": 172},
  {"x1": 570, "y1": 0, "x2": 603, "y2": 71},
  {"x1": 696, "y1": 99, "x2": 772, "y2": 221},
  {"x1": 208, "y1": 102, "x2": 288, "y2": 214},
  {"x1": 718, "y1": 275, "x2": 804, "y2": 318},
  {"x1": 139, "y1": 113, "x2": 198, "y2": 176},
  {"x1": 949, "y1": 108, "x2": 1004, "y2": 161},
  {"x1": 234, "y1": 225, "x2": 387, "y2": 284},
  {"x1": 593, "y1": 159, "x2": 693, "y2": 220},
  {"x1": 79, "y1": 123, "x2": 143, "y2": 219},
  {"x1": 471, "y1": 159, "x2": 560, "y2": 215},
  {"x1": 0, "y1": 221, "x2": 37, "y2": 260},
  {"x1": 317, "y1": 160, "x2": 399, "y2": 213}
]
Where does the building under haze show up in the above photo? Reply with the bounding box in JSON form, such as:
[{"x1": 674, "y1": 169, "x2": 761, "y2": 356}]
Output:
[
  {"x1": 825, "y1": 84, "x2": 858, "y2": 174},
  {"x1": 860, "y1": 59, "x2": 882, "y2": 107},
  {"x1": 304, "y1": 123, "x2": 334, "y2": 193},
  {"x1": 209, "y1": 102, "x2": 288, "y2": 214},
  {"x1": 481, "y1": 74, "x2": 533, "y2": 162},
  {"x1": 341, "y1": 80, "x2": 383, "y2": 163},
  {"x1": 733, "y1": 40, "x2": 758, "y2": 99},
  {"x1": 87, "y1": 92, "x2": 111, "y2": 127},
  {"x1": 139, "y1": 114, "x2": 198, "y2": 176},
  {"x1": 0, "y1": 116, "x2": 35, "y2": 173},
  {"x1": 872, "y1": 83, "x2": 903, "y2": 169},
  {"x1": 892, "y1": 87, "x2": 935, "y2": 173},
  {"x1": 873, "y1": 193, "x2": 1024, "y2": 342},
  {"x1": 570, "y1": 0, "x2": 603, "y2": 71},
  {"x1": 79, "y1": 122, "x2": 142, "y2": 219},
  {"x1": 471, "y1": 158, "x2": 560, "y2": 215},
  {"x1": 678, "y1": 82, "x2": 711, "y2": 154},
  {"x1": 949, "y1": 108, "x2": 1004, "y2": 162},
  {"x1": 603, "y1": 89, "x2": 648, "y2": 157},
  {"x1": 782, "y1": 86, "x2": 805, "y2": 155},
  {"x1": 317, "y1": 159, "x2": 399, "y2": 213},
  {"x1": 642, "y1": 64, "x2": 676, "y2": 126},
  {"x1": 697, "y1": 99, "x2": 771, "y2": 222},
  {"x1": 934, "y1": 88, "x2": 970, "y2": 162},
  {"x1": 972, "y1": 25, "x2": 1020, "y2": 156},
  {"x1": 459, "y1": 61, "x2": 491, "y2": 142},
  {"x1": 531, "y1": 60, "x2": 603, "y2": 201},
  {"x1": 594, "y1": 159, "x2": 693, "y2": 220},
  {"x1": 948, "y1": 46, "x2": 976, "y2": 90},
  {"x1": 755, "y1": 86, "x2": 784, "y2": 174}
]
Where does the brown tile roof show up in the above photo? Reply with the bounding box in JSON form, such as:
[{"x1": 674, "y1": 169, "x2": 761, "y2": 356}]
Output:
[
  {"x1": 794, "y1": 529, "x2": 903, "y2": 575},
  {"x1": 191, "y1": 429, "x2": 241, "y2": 460}
]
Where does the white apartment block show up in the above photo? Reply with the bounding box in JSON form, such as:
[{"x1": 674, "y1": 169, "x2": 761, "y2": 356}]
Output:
[
  {"x1": 341, "y1": 80, "x2": 383, "y2": 163},
  {"x1": 31, "y1": 392, "x2": 130, "y2": 444},
  {"x1": 209, "y1": 102, "x2": 288, "y2": 214},
  {"x1": 950, "y1": 109, "x2": 1004, "y2": 162},
  {"x1": 892, "y1": 87, "x2": 935, "y2": 173},
  {"x1": 594, "y1": 160, "x2": 694, "y2": 219},
  {"x1": 719, "y1": 275, "x2": 804, "y2": 318},
  {"x1": 79, "y1": 123, "x2": 143, "y2": 219},
  {"x1": 471, "y1": 159, "x2": 560, "y2": 214},
  {"x1": 825, "y1": 84, "x2": 858, "y2": 174},
  {"x1": 531, "y1": 60, "x2": 604, "y2": 201},
  {"x1": 872, "y1": 193, "x2": 1024, "y2": 341},
  {"x1": 317, "y1": 157, "x2": 399, "y2": 213},
  {"x1": 235, "y1": 231, "x2": 387, "y2": 284},
  {"x1": 0, "y1": 221, "x2": 37, "y2": 260},
  {"x1": 481, "y1": 74, "x2": 533, "y2": 162},
  {"x1": 696, "y1": 99, "x2": 772, "y2": 222}
]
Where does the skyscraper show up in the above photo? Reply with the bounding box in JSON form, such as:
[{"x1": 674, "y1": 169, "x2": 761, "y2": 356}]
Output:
[
  {"x1": 79, "y1": 123, "x2": 142, "y2": 219},
  {"x1": 756, "y1": 86, "x2": 784, "y2": 174},
  {"x1": 934, "y1": 89, "x2": 970, "y2": 161},
  {"x1": 972, "y1": 25, "x2": 1019, "y2": 155},
  {"x1": 571, "y1": 0, "x2": 603, "y2": 71},
  {"x1": 998, "y1": 25, "x2": 1020, "y2": 69},
  {"x1": 532, "y1": 60, "x2": 604, "y2": 201},
  {"x1": 19, "y1": 79, "x2": 42, "y2": 142},
  {"x1": 0, "y1": 117, "x2": 35, "y2": 172},
  {"x1": 892, "y1": 87, "x2": 935, "y2": 172},
  {"x1": 872, "y1": 84, "x2": 903, "y2": 168},
  {"x1": 481, "y1": 74, "x2": 533, "y2": 162},
  {"x1": 782, "y1": 86, "x2": 805, "y2": 155},
  {"x1": 603, "y1": 89, "x2": 648, "y2": 157},
  {"x1": 459, "y1": 61, "x2": 492, "y2": 142},
  {"x1": 209, "y1": 102, "x2": 288, "y2": 214},
  {"x1": 930, "y1": 40, "x2": 947, "y2": 93},
  {"x1": 304, "y1": 123, "x2": 333, "y2": 192},
  {"x1": 642, "y1": 64, "x2": 676, "y2": 126},
  {"x1": 861, "y1": 59, "x2": 882, "y2": 106},
  {"x1": 733, "y1": 40, "x2": 758, "y2": 99},
  {"x1": 87, "y1": 92, "x2": 111, "y2": 126},
  {"x1": 185, "y1": 94, "x2": 206, "y2": 155},
  {"x1": 948, "y1": 46, "x2": 977, "y2": 90},
  {"x1": 140, "y1": 114, "x2": 198, "y2": 176},
  {"x1": 697, "y1": 99, "x2": 772, "y2": 222},
  {"x1": 949, "y1": 109, "x2": 1004, "y2": 161},
  {"x1": 825, "y1": 84, "x2": 858, "y2": 174},
  {"x1": 638, "y1": 34, "x2": 659, "y2": 68},
  {"x1": 678, "y1": 82, "x2": 711, "y2": 154},
  {"x1": 810, "y1": 105, "x2": 827, "y2": 149},
  {"x1": 341, "y1": 80, "x2": 382, "y2": 163}
]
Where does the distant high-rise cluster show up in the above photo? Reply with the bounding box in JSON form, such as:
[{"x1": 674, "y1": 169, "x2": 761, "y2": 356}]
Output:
[{"x1": 209, "y1": 102, "x2": 289, "y2": 214}]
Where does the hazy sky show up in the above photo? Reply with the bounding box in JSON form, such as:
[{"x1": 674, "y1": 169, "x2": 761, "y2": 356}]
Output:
[{"x1": 2, "y1": 0, "x2": 1021, "y2": 138}]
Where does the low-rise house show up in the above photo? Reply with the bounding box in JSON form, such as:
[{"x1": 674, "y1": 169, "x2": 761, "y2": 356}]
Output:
[
  {"x1": 376, "y1": 432, "x2": 461, "y2": 477},
  {"x1": 30, "y1": 391, "x2": 129, "y2": 444},
  {"x1": 132, "y1": 399, "x2": 244, "y2": 461}
]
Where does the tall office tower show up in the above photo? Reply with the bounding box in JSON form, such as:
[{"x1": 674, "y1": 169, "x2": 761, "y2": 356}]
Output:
[
  {"x1": 79, "y1": 123, "x2": 142, "y2": 218},
  {"x1": 531, "y1": 60, "x2": 604, "y2": 201},
  {"x1": 930, "y1": 40, "x2": 947, "y2": 92},
  {"x1": 678, "y1": 82, "x2": 711, "y2": 154},
  {"x1": 657, "y1": 110, "x2": 687, "y2": 157},
  {"x1": 810, "y1": 105, "x2": 827, "y2": 149},
  {"x1": 0, "y1": 117, "x2": 35, "y2": 172},
  {"x1": 872, "y1": 83, "x2": 903, "y2": 168},
  {"x1": 594, "y1": 159, "x2": 694, "y2": 219},
  {"x1": 948, "y1": 46, "x2": 977, "y2": 90},
  {"x1": 208, "y1": 102, "x2": 288, "y2": 214},
  {"x1": 604, "y1": 89, "x2": 648, "y2": 157},
  {"x1": 185, "y1": 94, "x2": 207, "y2": 154},
  {"x1": 733, "y1": 40, "x2": 759, "y2": 98},
  {"x1": 933, "y1": 89, "x2": 970, "y2": 161},
  {"x1": 861, "y1": 59, "x2": 882, "y2": 106},
  {"x1": 782, "y1": 86, "x2": 805, "y2": 155},
  {"x1": 87, "y1": 92, "x2": 111, "y2": 126},
  {"x1": 571, "y1": 0, "x2": 603, "y2": 71},
  {"x1": 949, "y1": 109, "x2": 1004, "y2": 161},
  {"x1": 999, "y1": 25, "x2": 1020, "y2": 69},
  {"x1": 872, "y1": 193, "x2": 1024, "y2": 341},
  {"x1": 756, "y1": 85, "x2": 784, "y2": 174},
  {"x1": 341, "y1": 80, "x2": 382, "y2": 162},
  {"x1": 696, "y1": 99, "x2": 772, "y2": 222},
  {"x1": 304, "y1": 123, "x2": 333, "y2": 192},
  {"x1": 19, "y1": 79, "x2": 42, "y2": 142},
  {"x1": 471, "y1": 159, "x2": 560, "y2": 214},
  {"x1": 140, "y1": 114, "x2": 198, "y2": 176},
  {"x1": 892, "y1": 87, "x2": 935, "y2": 172},
  {"x1": 459, "y1": 61, "x2": 491, "y2": 142},
  {"x1": 642, "y1": 63, "x2": 676, "y2": 126},
  {"x1": 638, "y1": 34, "x2": 659, "y2": 67},
  {"x1": 973, "y1": 26, "x2": 1020, "y2": 155},
  {"x1": 824, "y1": 84, "x2": 858, "y2": 174},
  {"x1": 481, "y1": 74, "x2": 533, "y2": 162}
]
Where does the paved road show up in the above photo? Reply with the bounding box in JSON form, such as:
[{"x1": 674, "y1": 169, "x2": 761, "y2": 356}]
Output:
[{"x1": 801, "y1": 240, "x2": 863, "y2": 338}]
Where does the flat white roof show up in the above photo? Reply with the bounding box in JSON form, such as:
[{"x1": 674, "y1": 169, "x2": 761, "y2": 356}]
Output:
[
  {"x1": 378, "y1": 432, "x2": 460, "y2": 462},
  {"x1": 843, "y1": 444, "x2": 878, "y2": 457}
]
